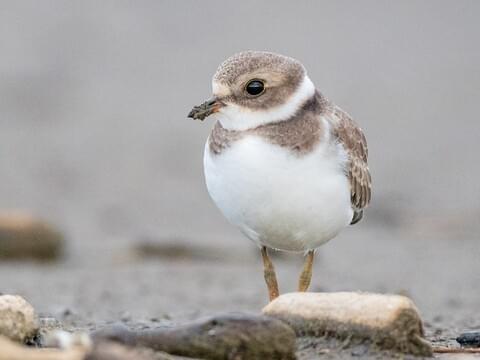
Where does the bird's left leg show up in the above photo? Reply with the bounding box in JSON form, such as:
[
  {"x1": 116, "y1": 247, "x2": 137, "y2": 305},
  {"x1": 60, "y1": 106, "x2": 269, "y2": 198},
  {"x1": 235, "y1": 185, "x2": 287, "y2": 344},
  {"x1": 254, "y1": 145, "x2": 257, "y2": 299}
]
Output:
[{"x1": 298, "y1": 250, "x2": 315, "y2": 292}]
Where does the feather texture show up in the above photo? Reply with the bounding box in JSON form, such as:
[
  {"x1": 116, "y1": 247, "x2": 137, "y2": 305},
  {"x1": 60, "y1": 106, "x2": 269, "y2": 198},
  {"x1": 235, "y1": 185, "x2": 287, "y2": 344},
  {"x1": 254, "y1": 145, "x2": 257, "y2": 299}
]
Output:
[{"x1": 329, "y1": 106, "x2": 372, "y2": 217}]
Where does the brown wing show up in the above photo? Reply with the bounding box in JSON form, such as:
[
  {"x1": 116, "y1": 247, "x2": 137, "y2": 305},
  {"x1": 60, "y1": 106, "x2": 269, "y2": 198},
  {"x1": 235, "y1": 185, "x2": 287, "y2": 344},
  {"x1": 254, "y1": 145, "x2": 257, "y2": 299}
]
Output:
[{"x1": 330, "y1": 107, "x2": 372, "y2": 220}]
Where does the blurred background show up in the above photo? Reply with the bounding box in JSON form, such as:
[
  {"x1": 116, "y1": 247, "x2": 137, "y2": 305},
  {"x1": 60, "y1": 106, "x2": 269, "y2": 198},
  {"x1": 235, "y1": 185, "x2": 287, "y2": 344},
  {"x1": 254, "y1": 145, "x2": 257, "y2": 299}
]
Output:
[{"x1": 0, "y1": 0, "x2": 479, "y2": 330}]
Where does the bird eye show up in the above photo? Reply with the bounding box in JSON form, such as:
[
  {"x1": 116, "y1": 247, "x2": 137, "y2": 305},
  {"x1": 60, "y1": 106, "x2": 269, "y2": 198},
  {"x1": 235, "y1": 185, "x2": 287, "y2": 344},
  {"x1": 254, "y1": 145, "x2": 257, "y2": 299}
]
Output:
[{"x1": 245, "y1": 80, "x2": 265, "y2": 96}]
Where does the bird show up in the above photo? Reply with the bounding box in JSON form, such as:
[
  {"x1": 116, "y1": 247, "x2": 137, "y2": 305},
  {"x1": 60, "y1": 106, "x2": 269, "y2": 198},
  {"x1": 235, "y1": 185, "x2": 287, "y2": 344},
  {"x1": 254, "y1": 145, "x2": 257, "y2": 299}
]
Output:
[{"x1": 188, "y1": 51, "x2": 371, "y2": 301}]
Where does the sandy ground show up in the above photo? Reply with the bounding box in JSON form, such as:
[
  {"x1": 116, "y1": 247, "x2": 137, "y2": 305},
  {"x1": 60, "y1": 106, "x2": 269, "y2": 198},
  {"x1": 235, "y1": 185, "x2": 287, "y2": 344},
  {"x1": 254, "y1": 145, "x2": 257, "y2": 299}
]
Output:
[
  {"x1": 1, "y1": 224, "x2": 479, "y2": 358},
  {"x1": 1, "y1": 1, "x2": 479, "y2": 358}
]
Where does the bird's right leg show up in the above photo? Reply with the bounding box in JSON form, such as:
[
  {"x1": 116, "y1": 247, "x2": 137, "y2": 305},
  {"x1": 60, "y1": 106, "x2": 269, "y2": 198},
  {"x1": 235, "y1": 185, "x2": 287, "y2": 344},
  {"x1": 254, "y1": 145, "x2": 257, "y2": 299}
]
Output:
[{"x1": 261, "y1": 246, "x2": 280, "y2": 301}]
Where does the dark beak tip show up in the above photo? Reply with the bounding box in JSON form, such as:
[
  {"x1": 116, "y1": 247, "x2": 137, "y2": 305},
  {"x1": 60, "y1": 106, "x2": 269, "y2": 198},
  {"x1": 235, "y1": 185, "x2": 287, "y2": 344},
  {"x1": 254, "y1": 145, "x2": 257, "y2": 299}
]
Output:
[
  {"x1": 187, "y1": 107, "x2": 198, "y2": 119},
  {"x1": 187, "y1": 110, "x2": 203, "y2": 121}
]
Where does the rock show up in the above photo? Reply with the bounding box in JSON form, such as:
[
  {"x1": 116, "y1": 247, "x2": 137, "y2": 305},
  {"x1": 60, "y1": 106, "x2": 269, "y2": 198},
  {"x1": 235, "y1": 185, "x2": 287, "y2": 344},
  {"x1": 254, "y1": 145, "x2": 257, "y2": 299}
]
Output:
[
  {"x1": 263, "y1": 292, "x2": 432, "y2": 356},
  {"x1": 92, "y1": 314, "x2": 296, "y2": 360},
  {"x1": 0, "y1": 212, "x2": 64, "y2": 261},
  {"x1": 36, "y1": 316, "x2": 64, "y2": 346},
  {"x1": 43, "y1": 330, "x2": 92, "y2": 350},
  {"x1": 91, "y1": 324, "x2": 136, "y2": 347},
  {"x1": 133, "y1": 238, "x2": 224, "y2": 261},
  {"x1": 0, "y1": 335, "x2": 86, "y2": 360},
  {"x1": 0, "y1": 295, "x2": 38, "y2": 343},
  {"x1": 457, "y1": 331, "x2": 480, "y2": 347}
]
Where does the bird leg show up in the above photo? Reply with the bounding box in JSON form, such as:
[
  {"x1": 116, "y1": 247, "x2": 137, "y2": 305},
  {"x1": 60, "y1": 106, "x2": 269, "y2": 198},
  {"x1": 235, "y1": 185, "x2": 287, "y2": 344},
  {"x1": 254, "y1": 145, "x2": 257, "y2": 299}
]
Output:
[
  {"x1": 298, "y1": 250, "x2": 315, "y2": 292},
  {"x1": 261, "y1": 246, "x2": 280, "y2": 301}
]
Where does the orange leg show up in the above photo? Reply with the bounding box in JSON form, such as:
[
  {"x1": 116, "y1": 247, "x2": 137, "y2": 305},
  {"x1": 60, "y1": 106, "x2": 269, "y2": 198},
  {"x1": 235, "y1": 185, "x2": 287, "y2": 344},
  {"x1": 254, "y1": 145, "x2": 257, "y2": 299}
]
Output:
[
  {"x1": 261, "y1": 246, "x2": 280, "y2": 301},
  {"x1": 298, "y1": 250, "x2": 315, "y2": 292}
]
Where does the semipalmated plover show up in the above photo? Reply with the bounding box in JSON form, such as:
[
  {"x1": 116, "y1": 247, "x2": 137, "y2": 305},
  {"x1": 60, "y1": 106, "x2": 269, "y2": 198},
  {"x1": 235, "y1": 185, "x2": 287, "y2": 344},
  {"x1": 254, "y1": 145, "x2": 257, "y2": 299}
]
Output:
[{"x1": 188, "y1": 51, "x2": 371, "y2": 301}]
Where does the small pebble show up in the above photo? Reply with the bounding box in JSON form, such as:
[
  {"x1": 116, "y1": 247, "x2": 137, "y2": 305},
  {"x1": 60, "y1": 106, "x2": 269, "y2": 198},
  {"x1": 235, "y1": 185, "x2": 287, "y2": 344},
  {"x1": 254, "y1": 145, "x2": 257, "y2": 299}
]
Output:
[
  {"x1": 43, "y1": 330, "x2": 92, "y2": 350},
  {"x1": 351, "y1": 345, "x2": 369, "y2": 357},
  {"x1": 457, "y1": 331, "x2": 480, "y2": 347},
  {"x1": 0, "y1": 295, "x2": 38, "y2": 343},
  {"x1": 0, "y1": 212, "x2": 64, "y2": 261}
]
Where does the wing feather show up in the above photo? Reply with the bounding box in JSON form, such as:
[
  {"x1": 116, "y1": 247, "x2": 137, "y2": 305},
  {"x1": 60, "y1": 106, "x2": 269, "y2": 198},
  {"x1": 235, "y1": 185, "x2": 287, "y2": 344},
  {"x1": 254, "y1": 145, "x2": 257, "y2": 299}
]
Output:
[{"x1": 328, "y1": 106, "x2": 372, "y2": 221}]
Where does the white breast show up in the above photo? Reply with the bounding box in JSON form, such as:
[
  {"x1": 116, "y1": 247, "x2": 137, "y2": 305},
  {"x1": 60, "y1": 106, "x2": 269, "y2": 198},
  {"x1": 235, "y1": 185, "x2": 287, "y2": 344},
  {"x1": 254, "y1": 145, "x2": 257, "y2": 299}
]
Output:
[{"x1": 203, "y1": 121, "x2": 353, "y2": 252}]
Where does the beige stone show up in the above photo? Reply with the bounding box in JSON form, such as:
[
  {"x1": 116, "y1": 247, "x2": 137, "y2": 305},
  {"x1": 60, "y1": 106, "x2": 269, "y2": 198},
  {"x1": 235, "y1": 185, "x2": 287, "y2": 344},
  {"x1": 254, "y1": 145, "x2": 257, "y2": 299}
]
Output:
[
  {"x1": 262, "y1": 292, "x2": 432, "y2": 356},
  {"x1": 0, "y1": 295, "x2": 38, "y2": 342},
  {"x1": 0, "y1": 212, "x2": 64, "y2": 261}
]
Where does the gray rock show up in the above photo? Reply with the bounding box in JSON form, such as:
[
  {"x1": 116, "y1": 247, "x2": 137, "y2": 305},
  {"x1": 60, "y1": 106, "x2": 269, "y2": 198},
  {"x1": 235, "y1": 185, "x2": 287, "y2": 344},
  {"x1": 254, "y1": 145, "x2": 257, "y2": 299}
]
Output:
[
  {"x1": 0, "y1": 295, "x2": 38, "y2": 343},
  {"x1": 263, "y1": 292, "x2": 432, "y2": 356},
  {"x1": 133, "y1": 238, "x2": 225, "y2": 261},
  {"x1": 457, "y1": 331, "x2": 480, "y2": 347},
  {"x1": 0, "y1": 212, "x2": 64, "y2": 261},
  {"x1": 92, "y1": 313, "x2": 296, "y2": 360}
]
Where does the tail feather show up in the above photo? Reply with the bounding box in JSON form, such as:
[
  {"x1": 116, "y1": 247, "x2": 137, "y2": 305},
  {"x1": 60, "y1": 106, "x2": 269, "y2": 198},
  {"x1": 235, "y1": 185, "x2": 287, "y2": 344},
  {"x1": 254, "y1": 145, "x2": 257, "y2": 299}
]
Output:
[{"x1": 350, "y1": 210, "x2": 363, "y2": 225}]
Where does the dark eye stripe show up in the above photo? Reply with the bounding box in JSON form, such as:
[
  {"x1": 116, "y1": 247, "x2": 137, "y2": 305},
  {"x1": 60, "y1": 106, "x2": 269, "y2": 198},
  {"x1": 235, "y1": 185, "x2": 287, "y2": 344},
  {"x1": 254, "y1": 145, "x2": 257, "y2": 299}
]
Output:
[{"x1": 245, "y1": 80, "x2": 265, "y2": 96}]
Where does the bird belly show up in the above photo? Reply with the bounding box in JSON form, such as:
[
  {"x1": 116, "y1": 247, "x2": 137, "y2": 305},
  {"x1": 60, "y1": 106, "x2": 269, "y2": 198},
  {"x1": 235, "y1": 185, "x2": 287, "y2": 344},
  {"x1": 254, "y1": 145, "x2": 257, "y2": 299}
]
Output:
[{"x1": 203, "y1": 135, "x2": 353, "y2": 252}]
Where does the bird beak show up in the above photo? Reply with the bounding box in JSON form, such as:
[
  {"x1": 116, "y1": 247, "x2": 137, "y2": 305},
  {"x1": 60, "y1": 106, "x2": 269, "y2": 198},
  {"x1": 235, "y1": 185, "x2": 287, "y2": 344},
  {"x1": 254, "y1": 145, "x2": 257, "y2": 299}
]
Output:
[{"x1": 188, "y1": 97, "x2": 225, "y2": 121}]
